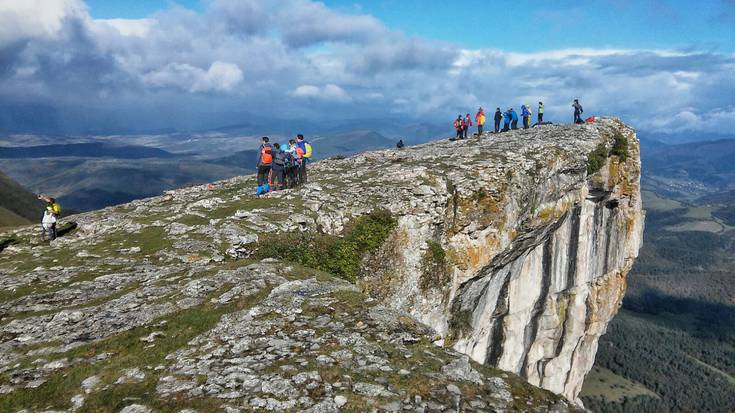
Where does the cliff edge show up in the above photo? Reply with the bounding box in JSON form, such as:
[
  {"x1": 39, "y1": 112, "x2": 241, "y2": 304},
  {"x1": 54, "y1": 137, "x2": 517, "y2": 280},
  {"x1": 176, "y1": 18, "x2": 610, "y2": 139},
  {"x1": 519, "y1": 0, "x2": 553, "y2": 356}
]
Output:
[{"x1": 0, "y1": 117, "x2": 641, "y2": 411}]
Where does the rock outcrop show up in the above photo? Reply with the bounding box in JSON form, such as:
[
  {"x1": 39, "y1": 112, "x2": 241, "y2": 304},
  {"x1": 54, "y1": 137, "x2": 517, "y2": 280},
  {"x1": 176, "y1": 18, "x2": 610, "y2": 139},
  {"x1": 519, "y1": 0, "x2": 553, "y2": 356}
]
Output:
[{"x1": 0, "y1": 117, "x2": 641, "y2": 411}]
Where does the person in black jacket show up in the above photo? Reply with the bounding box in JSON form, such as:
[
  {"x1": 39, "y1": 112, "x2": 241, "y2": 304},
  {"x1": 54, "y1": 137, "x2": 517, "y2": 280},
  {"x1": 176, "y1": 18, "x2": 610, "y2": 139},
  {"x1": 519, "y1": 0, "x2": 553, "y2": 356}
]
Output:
[
  {"x1": 494, "y1": 108, "x2": 502, "y2": 133},
  {"x1": 573, "y1": 99, "x2": 584, "y2": 124},
  {"x1": 270, "y1": 143, "x2": 287, "y2": 190}
]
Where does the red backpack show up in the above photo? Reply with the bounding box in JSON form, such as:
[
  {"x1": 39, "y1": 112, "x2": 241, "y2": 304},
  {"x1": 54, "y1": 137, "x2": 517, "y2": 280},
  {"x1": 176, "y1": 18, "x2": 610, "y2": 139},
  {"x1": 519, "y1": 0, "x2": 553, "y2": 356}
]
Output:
[{"x1": 261, "y1": 145, "x2": 273, "y2": 165}]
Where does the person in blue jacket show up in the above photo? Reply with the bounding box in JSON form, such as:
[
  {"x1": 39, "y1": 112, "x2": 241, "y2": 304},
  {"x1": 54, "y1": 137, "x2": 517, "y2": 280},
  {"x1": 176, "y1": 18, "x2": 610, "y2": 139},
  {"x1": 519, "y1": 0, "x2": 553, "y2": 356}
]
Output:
[
  {"x1": 510, "y1": 108, "x2": 519, "y2": 130},
  {"x1": 502, "y1": 109, "x2": 511, "y2": 132},
  {"x1": 521, "y1": 105, "x2": 530, "y2": 129}
]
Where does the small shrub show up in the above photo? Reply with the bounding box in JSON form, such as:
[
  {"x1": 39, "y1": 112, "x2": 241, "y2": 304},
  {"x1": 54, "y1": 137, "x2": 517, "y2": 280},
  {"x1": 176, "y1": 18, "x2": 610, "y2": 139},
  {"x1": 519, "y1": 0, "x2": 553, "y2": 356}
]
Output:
[
  {"x1": 419, "y1": 239, "x2": 450, "y2": 291},
  {"x1": 611, "y1": 132, "x2": 629, "y2": 161},
  {"x1": 253, "y1": 210, "x2": 396, "y2": 282},
  {"x1": 587, "y1": 143, "x2": 608, "y2": 175}
]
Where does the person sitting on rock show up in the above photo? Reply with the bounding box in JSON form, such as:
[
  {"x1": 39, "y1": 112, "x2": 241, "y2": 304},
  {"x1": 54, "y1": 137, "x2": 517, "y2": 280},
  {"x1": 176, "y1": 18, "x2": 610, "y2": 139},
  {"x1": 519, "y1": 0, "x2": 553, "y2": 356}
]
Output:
[{"x1": 396, "y1": 139, "x2": 405, "y2": 149}]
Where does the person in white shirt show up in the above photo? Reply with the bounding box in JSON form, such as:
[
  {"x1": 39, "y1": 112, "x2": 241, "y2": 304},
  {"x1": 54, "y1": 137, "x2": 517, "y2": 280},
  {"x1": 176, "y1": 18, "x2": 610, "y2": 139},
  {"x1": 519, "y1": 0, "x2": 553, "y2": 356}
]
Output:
[{"x1": 41, "y1": 206, "x2": 57, "y2": 241}]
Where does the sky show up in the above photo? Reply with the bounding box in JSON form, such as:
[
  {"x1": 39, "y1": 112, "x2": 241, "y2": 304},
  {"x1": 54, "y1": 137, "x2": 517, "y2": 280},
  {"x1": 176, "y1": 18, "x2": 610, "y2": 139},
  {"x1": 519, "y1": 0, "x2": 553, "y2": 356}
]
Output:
[{"x1": 1, "y1": 0, "x2": 734, "y2": 134}]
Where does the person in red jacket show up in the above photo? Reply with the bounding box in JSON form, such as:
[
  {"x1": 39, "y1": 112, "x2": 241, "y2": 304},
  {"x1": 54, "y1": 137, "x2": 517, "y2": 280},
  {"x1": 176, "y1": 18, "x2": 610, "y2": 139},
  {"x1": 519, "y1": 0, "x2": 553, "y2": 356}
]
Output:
[
  {"x1": 453, "y1": 115, "x2": 463, "y2": 139},
  {"x1": 463, "y1": 113, "x2": 472, "y2": 139}
]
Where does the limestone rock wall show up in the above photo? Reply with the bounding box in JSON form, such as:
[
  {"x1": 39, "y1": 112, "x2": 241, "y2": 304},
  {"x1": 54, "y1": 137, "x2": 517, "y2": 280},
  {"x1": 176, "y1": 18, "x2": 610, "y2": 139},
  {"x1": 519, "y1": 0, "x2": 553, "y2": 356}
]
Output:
[{"x1": 358, "y1": 117, "x2": 644, "y2": 402}]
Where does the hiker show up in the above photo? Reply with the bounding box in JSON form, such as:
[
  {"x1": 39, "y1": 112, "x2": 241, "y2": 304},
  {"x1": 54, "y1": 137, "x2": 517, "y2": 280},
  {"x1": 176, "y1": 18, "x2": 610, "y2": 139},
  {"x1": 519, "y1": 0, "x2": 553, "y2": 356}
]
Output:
[
  {"x1": 271, "y1": 143, "x2": 287, "y2": 190},
  {"x1": 573, "y1": 99, "x2": 584, "y2": 124},
  {"x1": 256, "y1": 136, "x2": 273, "y2": 196},
  {"x1": 396, "y1": 139, "x2": 405, "y2": 149},
  {"x1": 475, "y1": 108, "x2": 485, "y2": 135},
  {"x1": 502, "y1": 109, "x2": 511, "y2": 132},
  {"x1": 37, "y1": 195, "x2": 60, "y2": 241},
  {"x1": 510, "y1": 108, "x2": 519, "y2": 130},
  {"x1": 286, "y1": 139, "x2": 301, "y2": 188},
  {"x1": 296, "y1": 134, "x2": 310, "y2": 184},
  {"x1": 41, "y1": 205, "x2": 57, "y2": 241},
  {"x1": 537, "y1": 102, "x2": 544, "y2": 123},
  {"x1": 494, "y1": 108, "x2": 503, "y2": 133},
  {"x1": 521, "y1": 105, "x2": 530, "y2": 129},
  {"x1": 463, "y1": 113, "x2": 472, "y2": 138},
  {"x1": 453, "y1": 115, "x2": 463, "y2": 139}
]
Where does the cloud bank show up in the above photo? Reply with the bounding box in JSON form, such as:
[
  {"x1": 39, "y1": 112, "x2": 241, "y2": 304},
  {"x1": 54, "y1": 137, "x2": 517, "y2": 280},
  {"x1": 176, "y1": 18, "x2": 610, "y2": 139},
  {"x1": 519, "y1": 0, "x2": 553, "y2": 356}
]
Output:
[{"x1": 0, "y1": 0, "x2": 733, "y2": 134}]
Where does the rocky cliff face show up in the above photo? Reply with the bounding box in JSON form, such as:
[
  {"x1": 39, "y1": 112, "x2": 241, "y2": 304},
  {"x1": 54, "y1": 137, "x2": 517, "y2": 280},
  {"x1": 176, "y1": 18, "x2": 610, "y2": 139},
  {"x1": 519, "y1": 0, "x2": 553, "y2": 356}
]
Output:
[{"x1": 0, "y1": 117, "x2": 640, "y2": 411}]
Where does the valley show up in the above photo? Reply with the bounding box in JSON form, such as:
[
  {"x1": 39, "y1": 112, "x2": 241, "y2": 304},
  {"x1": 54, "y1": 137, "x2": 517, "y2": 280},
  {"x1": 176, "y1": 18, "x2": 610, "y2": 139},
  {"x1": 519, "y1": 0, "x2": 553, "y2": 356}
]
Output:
[{"x1": 580, "y1": 138, "x2": 735, "y2": 412}]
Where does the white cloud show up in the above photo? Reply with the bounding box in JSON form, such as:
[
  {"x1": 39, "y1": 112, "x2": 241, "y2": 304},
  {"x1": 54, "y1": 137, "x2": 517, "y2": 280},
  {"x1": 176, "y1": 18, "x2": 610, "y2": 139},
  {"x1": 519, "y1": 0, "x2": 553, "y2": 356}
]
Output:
[
  {"x1": 95, "y1": 18, "x2": 154, "y2": 37},
  {"x1": 0, "y1": 0, "x2": 733, "y2": 135},
  {"x1": 292, "y1": 84, "x2": 351, "y2": 102},
  {"x1": 0, "y1": 0, "x2": 87, "y2": 46},
  {"x1": 143, "y1": 61, "x2": 243, "y2": 93}
]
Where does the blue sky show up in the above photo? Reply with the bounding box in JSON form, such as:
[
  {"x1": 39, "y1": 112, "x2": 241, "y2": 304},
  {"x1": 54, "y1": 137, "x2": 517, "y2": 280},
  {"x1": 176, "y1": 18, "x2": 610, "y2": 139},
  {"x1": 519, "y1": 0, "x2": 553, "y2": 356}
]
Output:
[
  {"x1": 86, "y1": 0, "x2": 735, "y2": 52},
  {"x1": 1, "y1": 0, "x2": 734, "y2": 134}
]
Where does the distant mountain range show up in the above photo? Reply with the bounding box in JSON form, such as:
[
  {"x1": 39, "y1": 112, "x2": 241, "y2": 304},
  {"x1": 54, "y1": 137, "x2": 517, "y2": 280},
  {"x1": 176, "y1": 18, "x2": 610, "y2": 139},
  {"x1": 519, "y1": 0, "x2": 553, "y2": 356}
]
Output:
[
  {"x1": 641, "y1": 138, "x2": 735, "y2": 199},
  {"x1": 0, "y1": 129, "x2": 403, "y2": 214}
]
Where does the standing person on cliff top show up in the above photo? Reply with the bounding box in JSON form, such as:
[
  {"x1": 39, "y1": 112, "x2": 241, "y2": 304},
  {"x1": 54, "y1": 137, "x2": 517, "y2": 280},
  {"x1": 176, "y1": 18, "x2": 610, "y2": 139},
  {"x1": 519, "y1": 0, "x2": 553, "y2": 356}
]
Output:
[
  {"x1": 256, "y1": 136, "x2": 273, "y2": 196},
  {"x1": 453, "y1": 115, "x2": 463, "y2": 139},
  {"x1": 510, "y1": 108, "x2": 519, "y2": 129},
  {"x1": 502, "y1": 109, "x2": 511, "y2": 132},
  {"x1": 573, "y1": 99, "x2": 584, "y2": 124},
  {"x1": 463, "y1": 113, "x2": 472, "y2": 139},
  {"x1": 475, "y1": 107, "x2": 486, "y2": 136},
  {"x1": 537, "y1": 101, "x2": 544, "y2": 123},
  {"x1": 521, "y1": 105, "x2": 530, "y2": 129},
  {"x1": 494, "y1": 107, "x2": 503, "y2": 133}
]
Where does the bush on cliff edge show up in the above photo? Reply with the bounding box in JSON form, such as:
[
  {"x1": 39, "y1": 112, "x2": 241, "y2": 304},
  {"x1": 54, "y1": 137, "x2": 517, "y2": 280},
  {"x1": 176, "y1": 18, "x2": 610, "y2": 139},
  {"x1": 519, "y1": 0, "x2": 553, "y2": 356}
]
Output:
[{"x1": 253, "y1": 210, "x2": 396, "y2": 282}]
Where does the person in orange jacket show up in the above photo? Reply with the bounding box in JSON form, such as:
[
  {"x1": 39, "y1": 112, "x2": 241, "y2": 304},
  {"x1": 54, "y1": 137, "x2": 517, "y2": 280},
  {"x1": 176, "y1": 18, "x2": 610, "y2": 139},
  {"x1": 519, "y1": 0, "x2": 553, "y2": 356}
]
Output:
[{"x1": 475, "y1": 107, "x2": 486, "y2": 136}]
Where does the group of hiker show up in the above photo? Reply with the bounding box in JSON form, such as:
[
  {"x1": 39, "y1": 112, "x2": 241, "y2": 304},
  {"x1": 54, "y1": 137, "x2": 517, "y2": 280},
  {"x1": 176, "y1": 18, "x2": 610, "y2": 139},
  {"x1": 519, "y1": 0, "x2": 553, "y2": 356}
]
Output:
[
  {"x1": 256, "y1": 134, "x2": 313, "y2": 196},
  {"x1": 454, "y1": 99, "x2": 585, "y2": 138}
]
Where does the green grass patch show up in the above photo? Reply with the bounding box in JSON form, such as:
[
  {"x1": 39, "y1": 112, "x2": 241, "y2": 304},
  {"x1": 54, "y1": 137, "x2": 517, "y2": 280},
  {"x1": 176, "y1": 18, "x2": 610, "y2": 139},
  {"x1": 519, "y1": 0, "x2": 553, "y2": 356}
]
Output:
[
  {"x1": 253, "y1": 210, "x2": 396, "y2": 282},
  {"x1": 587, "y1": 143, "x2": 609, "y2": 176},
  {"x1": 611, "y1": 132, "x2": 629, "y2": 162},
  {"x1": 419, "y1": 240, "x2": 450, "y2": 291}
]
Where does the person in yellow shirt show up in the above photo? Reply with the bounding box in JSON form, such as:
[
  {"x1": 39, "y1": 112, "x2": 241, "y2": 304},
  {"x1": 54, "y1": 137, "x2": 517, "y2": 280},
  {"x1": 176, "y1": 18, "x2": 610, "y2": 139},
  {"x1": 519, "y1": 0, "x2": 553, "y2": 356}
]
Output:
[
  {"x1": 538, "y1": 101, "x2": 544, "y2": 123},
  {"x1": 474, "y1": 107, "x2": 486, "y2": 136}
]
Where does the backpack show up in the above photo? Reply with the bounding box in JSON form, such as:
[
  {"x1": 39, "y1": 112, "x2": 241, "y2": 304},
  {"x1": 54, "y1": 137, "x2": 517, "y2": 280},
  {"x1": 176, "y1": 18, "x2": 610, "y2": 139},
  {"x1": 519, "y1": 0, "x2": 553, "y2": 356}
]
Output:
[
  {"x1": 454, "y1": 119, "x2": 461, "y2": 129},
  {"x1": 283, "y1": 151, "x2": 294, "y2": 167},
  {"x1": 51, "y1": 202, "x2": 61, "y2": 216},
  {"x1": 304, "y1": 143, "x2": 313, "y2": 159},
  {"x1": 273, "y1": 149, "x2": 286, "y2": 166},
  {"x1": 295, "y1": 146, "x2": 305, "y2": 159},
  {"x1": 260, "y1": 145, "x2": 273, "y2": 165}
]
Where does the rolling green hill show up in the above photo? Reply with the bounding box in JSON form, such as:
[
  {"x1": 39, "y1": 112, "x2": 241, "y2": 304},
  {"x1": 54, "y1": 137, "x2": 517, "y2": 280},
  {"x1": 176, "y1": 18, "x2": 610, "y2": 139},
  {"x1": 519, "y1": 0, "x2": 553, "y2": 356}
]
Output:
[{"x1": 0, "y1": 170, "x2": 43, "y2": 228}]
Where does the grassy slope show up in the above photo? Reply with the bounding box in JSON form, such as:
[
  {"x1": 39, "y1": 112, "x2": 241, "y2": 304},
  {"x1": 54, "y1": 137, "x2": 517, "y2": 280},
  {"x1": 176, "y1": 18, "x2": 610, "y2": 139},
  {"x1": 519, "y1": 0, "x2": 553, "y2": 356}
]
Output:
[{"x1": 0, "y1": 169, "x2": 42, "y2": 227}]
